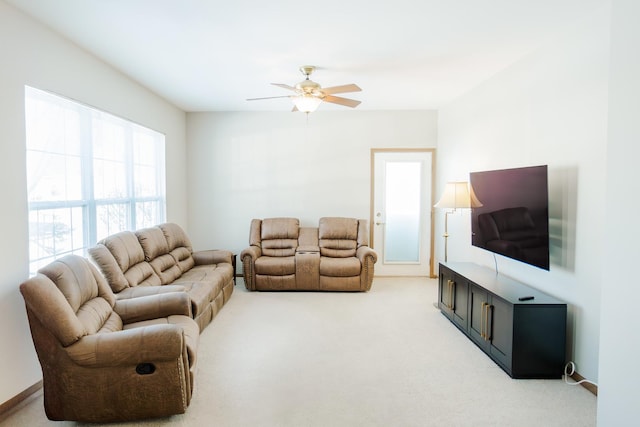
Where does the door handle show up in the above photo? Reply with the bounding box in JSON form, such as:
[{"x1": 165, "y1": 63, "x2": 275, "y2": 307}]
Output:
[{"x1": 376, "y1": 212, "x2": 384, "y2": 226}]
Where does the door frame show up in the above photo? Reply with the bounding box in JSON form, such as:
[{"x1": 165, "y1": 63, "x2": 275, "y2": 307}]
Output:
[{"x1": 370, "y1": 148, "x2": 437, "y2": 278}]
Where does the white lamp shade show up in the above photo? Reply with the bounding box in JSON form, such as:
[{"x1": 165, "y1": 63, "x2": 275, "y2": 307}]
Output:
[
  {"x1": 292, "y1": 94, "x2": 322, "y2": 113},
  {"x1": 434, "y1": 181, "x2": 483, "y2": 209}
]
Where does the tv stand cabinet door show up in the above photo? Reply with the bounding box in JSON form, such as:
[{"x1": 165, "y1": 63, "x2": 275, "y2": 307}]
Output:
[
  {"x1": 438, "y1": 266, "x2": 468, "y2": 330},
  {"x1": 468, "y1": 285, "x2": 514, "y2": 374},
  {"x1": 468, "y1": 283, "x2": 489, "y2": 352},
  {"x1": 438, "y1": 267, "x2": 454, "y2": 318},
  {"x1": 487, "y1": 295, "x2": 513, "y2": 372}
]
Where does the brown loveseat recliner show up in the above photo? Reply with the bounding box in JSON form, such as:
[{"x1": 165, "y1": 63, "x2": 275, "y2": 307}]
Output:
[
  {"x1": 241, "y1": 217, "x2": 377, "y2": 291},
  {"x1": 19, "y1": 255, "x2": 199, "y2": 423},
  {"x1": 89, "y1": 222, "x2": 234, "y2": 331}
]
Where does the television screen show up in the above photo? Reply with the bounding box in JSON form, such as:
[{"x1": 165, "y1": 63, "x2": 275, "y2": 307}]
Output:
[{"x1": 470, "y1": 165, "x2": 549, "y2": 270}]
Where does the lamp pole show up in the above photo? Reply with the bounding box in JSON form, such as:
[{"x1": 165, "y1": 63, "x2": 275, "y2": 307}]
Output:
[{"x1": 444, "y1": 209, "x2": 455, "y2": 262}]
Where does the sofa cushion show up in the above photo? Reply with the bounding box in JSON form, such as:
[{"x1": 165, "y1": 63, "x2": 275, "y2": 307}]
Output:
[
  {"x1": 262, "y1": 218, "x2": 299, "y2": 240},
  {"x1": 319, "y1": 217, "x2": 359, "y2": 258},
  {"x1": 160, "y1": 223, "x2": 193, "y2": 252},
  {"x1": 298, "y1": 227, "x2": 319, "y2": 247},
  {"x1": 149, "y1": 254, "x2": 182, "y2": 284},
  {"x1": 260, "y1": 218, "x2": 299, "y2": 257},
  {"x1": 136, "y1": 227, "x2": 170, "y2": 261},
  {"x1": 171, "y1": 246, "x2": 196, "y2": 272},
  {"x1": 166, "y1": 281, "x2": 216, "y2": 319},
  {"x1": 101, "y1": 231, "x2": 146, "y2": 271},
  {"x1": 88, "y1": 244, "x2": 130, "y2": 293},
  {"x1": 319, "y1": 257, "x2": 362, "y2": 277},
  {"x1": 97, "y1": 312, "x2": 124, "y2": 334},
  {"x1": 178, "y1": 264, "x2": 232, "y2": 283},
  {"x1": 37, "y1": 255, "x2": 119, "y2": 341},
  {"x1": 95, "y1": 230, "x2": 164, "y2": 289},
  {"x1": 158, "y1": 223, "x2": 197, "y2": 272},
  {"x1": 255, "y1": 256, "x2": 296, "y2": 276},
  {"x1": 124, "y1": 262, "x2": 162, "y2": 288},
  {"x1": 262, "y1": 240, "x2": 298, "y2": 257}
]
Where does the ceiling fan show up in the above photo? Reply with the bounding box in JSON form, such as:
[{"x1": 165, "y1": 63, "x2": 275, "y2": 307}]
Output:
[{"x1": 247, "y1": 66, "x2": 362, "y2": 113}]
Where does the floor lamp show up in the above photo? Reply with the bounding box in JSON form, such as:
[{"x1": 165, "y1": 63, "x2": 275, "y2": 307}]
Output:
[{"x1": 434, "y1": 181, "x2": 483, "y2": 262}]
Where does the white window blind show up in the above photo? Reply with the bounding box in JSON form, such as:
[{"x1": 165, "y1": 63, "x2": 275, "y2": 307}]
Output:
[{"x1": 25, "y1": 86, "x2": 166, "y2": 275}]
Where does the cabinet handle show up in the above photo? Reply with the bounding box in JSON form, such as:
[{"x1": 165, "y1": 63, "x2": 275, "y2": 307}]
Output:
[
  {"x1": 445, "y1": 280, "x2": 449, "y2": 308},
  {"x1": 480, "y1": 302, "x2": 493, "y2": 341},
  {"x1": 449, "y1": 280, "x2": 456, "y2": 310},
  {"x1": 484, "y1": 303, "x2": 493, "y2": 341},
  {"x1": 445, "y1": 280, "x2": 451, "y2": 309},
  {"x1": 480, "y1": 302, "x2": 486, "y2": 339}
]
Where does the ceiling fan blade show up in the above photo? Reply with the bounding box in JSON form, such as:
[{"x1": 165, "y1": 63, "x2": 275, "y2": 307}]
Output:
[
  {"x1": 246, "y1": 95, "x2": 292, "y2": 101},
  {"x1": 322, "y1": 84, "x2": 362, "y2": 95},
  {"x1": 323, "y1": 95, "x2": 361, "y2": 108},
  {"x1": 271, "y1": 83, "x2": 297, "y2": 91}
]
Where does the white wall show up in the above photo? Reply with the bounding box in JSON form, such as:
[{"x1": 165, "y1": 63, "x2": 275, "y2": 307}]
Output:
[
  {"x1": 598, "y1": 0, "x2": 640, "y2": 423},
  {"x1": 437, "y1": 6, "x2": 610, "y2": 382},
  {"x1": 0, "y1": 2, "x2": 187, "y2": 406},
  {"x1": 186, "y1": 111, "x2": 437, "y2": 257}
]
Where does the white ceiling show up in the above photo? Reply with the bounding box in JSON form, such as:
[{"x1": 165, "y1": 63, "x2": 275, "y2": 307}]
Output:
[{"x1": 6, "y1": 0, "x2": 607, "y2": 112}]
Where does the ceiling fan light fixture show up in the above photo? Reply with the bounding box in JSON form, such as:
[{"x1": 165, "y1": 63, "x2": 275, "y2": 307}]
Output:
[
  {"x1": 248, "y1": 65, "x2": 361, "y2": 112},
  {"x1": 292, "y1": 94, "x2": 322, "y2": 113}
]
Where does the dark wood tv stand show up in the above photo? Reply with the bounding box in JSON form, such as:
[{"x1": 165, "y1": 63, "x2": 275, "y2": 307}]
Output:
[{"x1": 438, "y1": 262, "x2": 567, "y2": 379}]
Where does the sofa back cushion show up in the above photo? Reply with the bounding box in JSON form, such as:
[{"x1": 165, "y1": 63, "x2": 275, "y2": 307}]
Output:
[
  {"x1": 319, "y1": 217, "x2": 359, "y2": 258},
  {"x1": 260, "y1": 218, "x2": 299, "y2": 257},
  {"x1": 137, "y1": 226, "x2": 170, "y2": 260},
  {"x1": 159, "y1": 223, "x2": 196, "y2": 272},
  {"x1": 36, "y1": 255, "x2": 120, "y2": 344},
  {"x1": 90, "y1": 231, "x2": 161, "y2": 291},
  {"x1": 160, "y1": 223, "x2": 193, "y2": 252},
  {"x1": 298, "y1": 227, "x2": 319, "y2": 248},
  {"x1": 137, "y1": 226, "x2": 182, "y2": 284},
  {"x1": 88, "y1": 244, "x2": 130, "y2": 293}
]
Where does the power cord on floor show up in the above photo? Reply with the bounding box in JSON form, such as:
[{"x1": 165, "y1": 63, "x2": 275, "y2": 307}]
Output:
[{"x1": 564, "y1": 362, "x2": 598, "y2": 387}]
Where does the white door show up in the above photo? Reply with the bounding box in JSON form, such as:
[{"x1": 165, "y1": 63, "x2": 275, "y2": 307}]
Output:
[{"x1": 372, "y1": 150, "x2": 433, "y2": 276}]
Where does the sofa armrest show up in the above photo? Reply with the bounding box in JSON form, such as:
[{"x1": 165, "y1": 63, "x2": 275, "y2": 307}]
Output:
[
  {"x1": 240, "y1": 246, "x2": 262, "y2": 291},
  {"x1": 66, "y1": 324, "x2": 186, "y2": 367},
  {"x1": 115, "y1": 292, "x2": 192, "y2": 323},
  {"x1": 356, "y1": 246, "x2": 378, "y2": 264},
  {"x1": 357, "y1": 246, "x2": 377, "y2": 291},
  {"x1": 240, "y1": 245, "x2": 262, "y2": 261},
  {"x1": 193, "y1": 249, "x2": 233, "y2": 265}
]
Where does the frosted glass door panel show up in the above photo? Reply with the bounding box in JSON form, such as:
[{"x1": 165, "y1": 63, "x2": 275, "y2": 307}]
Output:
[{"x1": 384, "y1": 162, "x2": 421, "y2": 263}]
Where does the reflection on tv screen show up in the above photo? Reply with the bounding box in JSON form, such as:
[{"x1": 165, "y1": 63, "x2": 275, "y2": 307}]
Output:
[{"x1": 470, "y1": 165, "x2": 550, "y2": 270}]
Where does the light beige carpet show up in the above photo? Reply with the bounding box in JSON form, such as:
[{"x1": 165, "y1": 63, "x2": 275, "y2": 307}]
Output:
[{"x1": 2, "y1": 277, "x2": 596, "y2": 426}]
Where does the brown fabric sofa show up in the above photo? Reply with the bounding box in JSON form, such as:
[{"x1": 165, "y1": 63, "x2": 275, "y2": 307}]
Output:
[
  {"x1": 89, "y1": 222, "x2": 234, "y2": 331},
  {"x1": 241, "y1": 217, "x2": 377, "y2": 291},
  {"x1": 19, "y1": 255, "x2": 199, "y2": 423}
]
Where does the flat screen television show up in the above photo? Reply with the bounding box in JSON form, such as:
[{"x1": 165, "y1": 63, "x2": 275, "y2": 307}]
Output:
[{"x1": 470, "y1": 165, "x2": 549, "y2": 270}]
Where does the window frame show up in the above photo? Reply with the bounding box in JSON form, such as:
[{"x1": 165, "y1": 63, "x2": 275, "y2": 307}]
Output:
[{"x1": 25, "y1": 86, "x2": 166, "y2": 275}]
